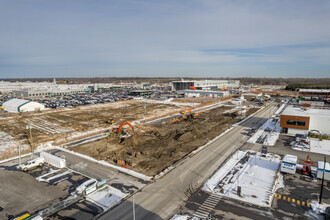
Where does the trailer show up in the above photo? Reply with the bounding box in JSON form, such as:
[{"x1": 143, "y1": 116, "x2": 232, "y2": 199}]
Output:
[
  {"x1": 280, "y1": 154, "x2": 297, "y2": 174},
  {"x1": 317, "y1": 161, "x2": 330, "y2": 181}
]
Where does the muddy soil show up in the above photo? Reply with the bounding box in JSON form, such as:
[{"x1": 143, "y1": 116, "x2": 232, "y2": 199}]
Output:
[
  {"x1": 0, "y1": 100, "x2": 183, "y2": 160},
  {"x1": 71, "y1": 106, "x2": 260, "y2": 176}
]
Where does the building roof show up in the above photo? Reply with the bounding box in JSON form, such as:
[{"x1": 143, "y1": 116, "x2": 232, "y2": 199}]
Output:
[
  {"x1": 177, "y1": 90, "x2": 227, "y2": 94},
  {"x1": 299, "y1": 89, "x2": 330, "y2": 93},
  {"x1": 281, "y1": 105, "x2": 330, "y2": 117},
  {"x1": 2, "y1": 98, "x2": 31, "y2": 112},
  {"x1": 318, "y1": 161, "x2": 330, "y2": 171},
  {"x1": 283, "y1": 154, "x2": 297, "y2": 164}
]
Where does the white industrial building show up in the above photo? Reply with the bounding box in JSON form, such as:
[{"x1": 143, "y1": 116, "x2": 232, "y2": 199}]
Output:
[
  {"x1": 177, "y1": 89, "x2": 229, "y2": 98},
  {"x1": 280, "y1": 105, "x2": 330, "y2": 135},
  {"x1": 2, "y1": 98, "x2": 45, "y2": 113},
  {"x1": 171, "y1": 80, "x2": 240, "y2": 91}
]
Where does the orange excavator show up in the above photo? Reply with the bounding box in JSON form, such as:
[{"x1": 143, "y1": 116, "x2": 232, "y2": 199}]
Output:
[
  {"x1": 112, "y1": 121, "x2": 134, "y2": 134},
  {"x1": 181, "y1": 108, "x2": 198, "y2": 119}
]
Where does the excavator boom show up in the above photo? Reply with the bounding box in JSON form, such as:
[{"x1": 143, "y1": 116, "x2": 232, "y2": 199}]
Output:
[
  {"x1": 182, "y1": 108, "x2": 198, "y2": 118},
  {"x1": 118, "y1": 121, "x2": 134, "y2": 132}
]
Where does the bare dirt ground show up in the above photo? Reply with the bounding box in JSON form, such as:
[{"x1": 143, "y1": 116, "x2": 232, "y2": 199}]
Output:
[
  {"x1": 71, "y1": 106, "x2": 259, "y2": 176},
  {"x1": 0, "y1": 100, "x2": 195, "y2": 160}
]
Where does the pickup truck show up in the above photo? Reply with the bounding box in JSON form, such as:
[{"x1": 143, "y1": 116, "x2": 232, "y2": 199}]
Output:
[{"x1": 17, "y1": 157, "x2": 45, "y2": 172}]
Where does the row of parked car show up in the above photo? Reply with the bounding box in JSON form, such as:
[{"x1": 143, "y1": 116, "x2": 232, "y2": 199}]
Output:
[{"x1": 38, "y1": 91, "x2": 134, "y2": 109}]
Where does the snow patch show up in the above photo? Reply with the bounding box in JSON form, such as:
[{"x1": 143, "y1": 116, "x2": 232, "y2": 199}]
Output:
[
  {"x1": 310, "y1": 200, "x2": 329, "y2": 215},
  {"x1": 86, "y1": 185, "x2": 127, "y2": 211},
  {"x1": 170, "y1": 214, "x2": 190, "y2": 220},
  {"x1": 247, "y1": 118, "x2": 281, "y2": 146},
  {"x1": 292, "y1": 139, "x2": 330, "y2": 156},
  {"x1": 204, "y1": 150, "x2": 281, "y2": 207}
]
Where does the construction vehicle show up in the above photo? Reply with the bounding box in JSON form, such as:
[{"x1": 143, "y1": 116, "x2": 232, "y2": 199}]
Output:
[
  {"x1": 112, "y1": 121, "x2": 134, "y2": 134},
  {"x1": 106, "y1": 117, "x2": 115, "y2": 124},
  {"x1": 302, "y1": 165, "x2": 312, "y2": 176},
  {"x1": 181, "y1": 108, "x2": 198, "y2": 119},
  {"x1": 304, "y1": 155, "x2": 314, "y2": 166}
]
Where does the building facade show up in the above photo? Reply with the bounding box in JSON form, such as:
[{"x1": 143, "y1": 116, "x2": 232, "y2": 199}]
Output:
[
  {"x1": 171, "y1": 80, "x2": 240, "y2": 91},
  {"x1": 280, "y1": 105, "x2": 330, "y2": 135},
  {"x1": 177, "y1": 90, "x2": 229, "y2": 98},
  {"x1": 13, "y1": 89, "x2": 86, "y2": 98},
  {"x1": 299, "y1": 89, "x2": 330, "y2": 106}
]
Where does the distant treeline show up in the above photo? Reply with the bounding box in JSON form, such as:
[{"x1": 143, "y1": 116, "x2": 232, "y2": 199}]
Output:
[
  {"x1": 285, "y1": 84, "x2": 330, "y2": 91},
  {"x1": 1, "y1": 77, "x2": 330, "y2": 86}
]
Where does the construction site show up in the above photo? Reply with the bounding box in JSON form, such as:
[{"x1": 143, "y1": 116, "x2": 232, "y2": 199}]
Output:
[
  {"x1": 0, "y1": 99, "x2": 204, "y2": 160},
  {"x1": 70, "y1": 104, "x2": 259, "y2": 176}
]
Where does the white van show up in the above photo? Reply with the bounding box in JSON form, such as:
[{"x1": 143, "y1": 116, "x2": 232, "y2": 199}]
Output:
[
  {"x1": 17, "y1": 157, "x2": 45, "y2": 172},
  {"x1": 76, "y1": 179, "x2": 97, "y2": 195}
]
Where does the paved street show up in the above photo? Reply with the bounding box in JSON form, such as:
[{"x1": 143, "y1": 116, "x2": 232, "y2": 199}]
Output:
[{"x1": 98, "y1": 104, "x2": 278, "y2": 220}]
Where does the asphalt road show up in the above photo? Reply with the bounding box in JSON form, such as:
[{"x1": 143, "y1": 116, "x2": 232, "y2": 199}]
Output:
[{"x1": 98, "y1": 103, "x2": 278, "y2": 220}]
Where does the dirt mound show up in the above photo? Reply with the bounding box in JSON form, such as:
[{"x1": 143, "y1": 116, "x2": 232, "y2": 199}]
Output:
[{"x1": 72, "y1": 106, "x2": 260, "y2": 176}]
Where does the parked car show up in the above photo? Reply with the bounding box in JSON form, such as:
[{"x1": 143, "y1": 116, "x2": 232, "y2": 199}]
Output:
[
  {"x1": 75, "y1": 179, "x2": 98, "y2": 195},
  {"x1": 17, "y1": 157, "x2": 45, "y2": 172}
]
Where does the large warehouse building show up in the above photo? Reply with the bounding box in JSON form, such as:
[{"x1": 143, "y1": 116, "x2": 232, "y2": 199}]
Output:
[
  {"x1": 13, "y1": 88, "x2": 86, "y2": 98},
  {"x1": 298, "y1": 89, "x2": 330, "y2": 106},
  {"x1": 2, "y1": 98, "x2": 45, "y2": 113},
  {"x1": 171, "y1": 80, "x2": 240, "y2": 91},
  {"x1": 280, "y1": 105, "x2": 330, "y2": 135}
]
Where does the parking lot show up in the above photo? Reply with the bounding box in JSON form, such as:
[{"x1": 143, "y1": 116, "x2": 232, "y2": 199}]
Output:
[{"x1": 0, "y1": 155, "x2": 99, "y2": 219}]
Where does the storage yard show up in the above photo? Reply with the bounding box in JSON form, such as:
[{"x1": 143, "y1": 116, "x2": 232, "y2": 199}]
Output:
[{"x1": 71, "y1": 105, "x2": 259, "y2": 176}]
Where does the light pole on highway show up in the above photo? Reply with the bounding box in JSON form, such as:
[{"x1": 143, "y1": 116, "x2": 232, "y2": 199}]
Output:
[{"x1": 122, "y1": 187, "x2": 135, "y2": 220}]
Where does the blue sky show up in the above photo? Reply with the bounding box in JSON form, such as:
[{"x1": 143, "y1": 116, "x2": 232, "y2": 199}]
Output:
[{"x1": 1, "y1": 0, "x2": 330, "y2": 78}]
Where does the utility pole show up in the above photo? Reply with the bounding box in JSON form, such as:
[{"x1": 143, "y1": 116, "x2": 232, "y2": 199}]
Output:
[
  {"x1": 122, "y1": 187, "x2": 135, "y2": 220},
  {"x1": 133, "y1": 193, "x2": 135, "y2": 220},
  {"x1": 18, "y1": 142, "x2": 21, "y2": 166},
  {"x1": 27, "y1": 119, "x2": 34, "y2": 154},
  {"x1": 144, "y1": 105, "x2": 147, "y2": 116},
  {"x1": 319, "y1": 156, "x2": 326, "y2": 204}
]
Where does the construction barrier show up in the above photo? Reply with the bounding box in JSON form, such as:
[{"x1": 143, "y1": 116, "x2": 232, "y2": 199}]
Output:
[{"x1": 41, "y1": 152, "x2": 66, "y2": 168}]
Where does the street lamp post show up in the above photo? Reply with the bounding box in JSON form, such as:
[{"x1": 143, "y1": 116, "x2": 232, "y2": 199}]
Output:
[
  {"x1": 122, "y1": 187, "x2": 135, "y2": 220},
  {"x1": 26, "y1": 123, "x2": 34, "y2": 155}
]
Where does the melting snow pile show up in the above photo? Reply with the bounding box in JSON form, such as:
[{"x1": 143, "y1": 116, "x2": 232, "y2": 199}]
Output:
[
  {"x1": 247, "y1": 118, "x2": 281, "y2": 146},
  {"x1": 170, "y1": 215, "x2": 191, "y2": 220},
  {"x1": 204, "y1": 150, "x2": 282, "y2": 207},
  {"x1": 310, "y1": 200, "x2": 329, "y2": 215},
  {"x1": 86, "y1": 185, "x2": 127, "y2": 211},
  {"x1": 292, "y1": 138, "x2": 330, "y2": 156}
]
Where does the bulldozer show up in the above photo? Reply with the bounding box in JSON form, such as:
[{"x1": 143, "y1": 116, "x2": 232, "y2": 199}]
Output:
[
  {"x1": 112, "y1": 121, "x2": 134, "y2": 135},
  {"x1": 181, "y1": 108, "x2": 198, "y2": 119},
  {"x1": 106, "y1": 117, "x2": 115, "y2": 124}
]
